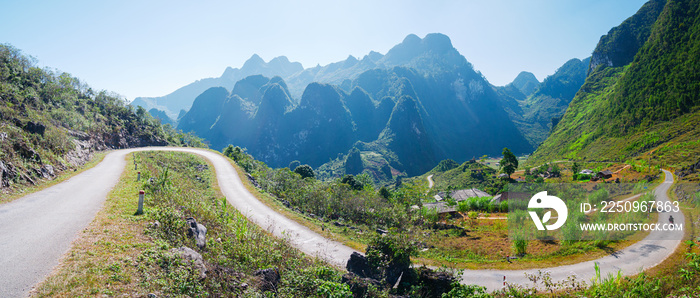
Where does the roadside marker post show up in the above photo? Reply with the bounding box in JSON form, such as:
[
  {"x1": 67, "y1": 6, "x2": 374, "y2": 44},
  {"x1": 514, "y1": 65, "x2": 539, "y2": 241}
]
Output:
[
  {"x1": 137, "y1": 171, "x2": 141, "y2": 181},
  {"x1": 135, "y1": 190, "x2": 145, "y2": 215}
]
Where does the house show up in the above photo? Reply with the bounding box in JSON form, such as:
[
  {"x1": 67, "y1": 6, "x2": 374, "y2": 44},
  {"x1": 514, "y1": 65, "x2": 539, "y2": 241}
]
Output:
[
  {"x1": 597, "y1": 170, "x2": 613, "y2": 179},
  {"x1": 435, "y1": 188, "x2": 491, "y2": 201},
  {"x1": 421, "y1": 202, "x2": 459, "y2": 217},
  {"x1": 579, "y1": 169, "x2": 594, "y2": 175}
]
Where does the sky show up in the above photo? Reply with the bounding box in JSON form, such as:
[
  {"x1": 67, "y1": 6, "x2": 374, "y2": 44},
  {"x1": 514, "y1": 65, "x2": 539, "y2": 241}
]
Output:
[{"x1": 1, "y1": 0, "x2": 648, "y2": 101}]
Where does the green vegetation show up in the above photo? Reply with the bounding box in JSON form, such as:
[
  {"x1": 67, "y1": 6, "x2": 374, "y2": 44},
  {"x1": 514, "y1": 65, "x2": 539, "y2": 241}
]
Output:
[
  {"x1": 497, "y1": 58, "x2": 590, "y2": 147},
  {"x1": 224, "y1": 145, "x2": 421, "y2": 230},
  {"x1": 35, "y1": 151, "x2": 350, "y2": 297},
  {"x1": 499, "y1": 148, "x2": 518, "y2": 178},
  {"x1": 531, "y1": 0, "x2": 700, "y2": 169},
  {"x1": 0, "y1": 44, "x2": 204, "y2": 198},
  {"x1": 422, "y1": 159, "x2": 504, "y2": 195}
]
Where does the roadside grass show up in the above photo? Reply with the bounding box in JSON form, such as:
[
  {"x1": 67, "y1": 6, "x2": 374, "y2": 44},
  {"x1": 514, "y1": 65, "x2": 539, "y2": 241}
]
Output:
[
  {"x1": 31, "y1": 152, "x2": 150, "y2": 297},
  {"x1": 0, "y1": 152, "x2": 107, "y2": 205},
  {"x1": 223, "y1": 155, "x2": 368, "y2": 253},
  {"x1": 33, "y1": 151, "x2": 351, "y2": 297}
]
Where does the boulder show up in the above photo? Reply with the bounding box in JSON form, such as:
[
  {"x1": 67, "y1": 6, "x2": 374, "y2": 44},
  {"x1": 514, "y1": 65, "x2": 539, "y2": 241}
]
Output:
[
  {"x1": 415, "y1": 266, "x2": 456, "y2": 298},
  {"x1": 346, "y1": 252, "x2": 372, "y2": 278},
  {"x1": 254, "y1": 267, "x2": 280, "y2": 292},
  {"x1": 341, "y1": 273, "x2": 383, "y2": 298},
  {"x1": 186, "y1": 217, "x2": 207, "y2": 249},
  {"x1": 13, "y1": 142, "x2": 41, "y2": 162},
  {"x1": 23, "y1": 121, "x2": 46, "y2": 136},
  {"x1": 170, "y1": 246, "x2": 207, "y2": 279}
]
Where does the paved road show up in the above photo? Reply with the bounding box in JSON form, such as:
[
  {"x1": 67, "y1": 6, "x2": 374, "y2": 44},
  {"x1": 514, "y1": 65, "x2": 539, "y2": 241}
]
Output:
[
  {"x1": 461, "y1": 169, "x2": 683, "y2": 291},
  {"x1": 0, "y1": 148, "x2": 682, "y2": 296},
  {"x1": 0, "y1": 150, "x2": 127, "y2": 297}
]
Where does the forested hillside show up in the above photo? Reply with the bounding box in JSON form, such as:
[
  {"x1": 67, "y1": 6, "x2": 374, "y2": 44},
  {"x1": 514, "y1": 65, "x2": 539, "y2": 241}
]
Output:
[
  {"x1": 531, "y1": 0, "x2": 700, "y2": 167},
  {"x1": 0, "y1": 44, "x2": 203, "y2": 193},
  {"x1": 497, "y1": 58, "x2": 590, "y2": 147}
]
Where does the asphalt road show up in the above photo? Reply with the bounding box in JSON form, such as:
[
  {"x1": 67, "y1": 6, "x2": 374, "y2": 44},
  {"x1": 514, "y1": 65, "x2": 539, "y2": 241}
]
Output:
[
  {"x1": 0, "y1": 150, "x2": 127, "y2": 297},
  {"x1": 0, "y1": 148, "x2": 682, "y2": 296},
  {"x1": 461, "y1": 169, "x2": 683, "y2": 291}
]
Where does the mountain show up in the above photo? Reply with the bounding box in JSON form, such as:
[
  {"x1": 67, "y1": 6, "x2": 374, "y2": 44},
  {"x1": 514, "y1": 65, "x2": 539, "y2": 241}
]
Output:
[
  {"x1": 180, "y1": 33, "x2": 533, "y2": 183},
  {"x1": 148, "y1": 108, "x2": 175, "y2": 126},
  {"x1": 496, "y1": 57, "x2": 590, "y2": 147},
  {"x1": 588, "y1": 0, "x2": 668, "y2": 73},
  {"x1": 131, "y1": 55, "x2": 303, "y2": 118},
  {"x1": 531, "y1": 0, "x2": 700, "y2": 168},
  {"x1": 509, "y1": 71, "x2": 540, "y2": 96}
]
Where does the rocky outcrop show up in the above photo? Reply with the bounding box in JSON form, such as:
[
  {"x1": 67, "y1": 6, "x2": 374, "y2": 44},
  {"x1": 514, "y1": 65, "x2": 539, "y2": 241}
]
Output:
[
  {"x1": 346, "y1": 252, "x2": 372, "y2": 278},
  {"x1": 170, "y1": 246, "x2": 207, "y2": 279},
  {"x1": 588, "y1": 0, "x2": 666, "y2": 73},
  {"x1": 254, "y1": 268, "x2": 280, "y2": 292},
  {"x1": 186, "y1": 217, "x2": 207, "y2": 249},
  {"x1": 415, "y1": 266, "x2": 456, "y2": 298},
  {"x1": 341, "y1": 273, "x2": 384, "y2": 298}
]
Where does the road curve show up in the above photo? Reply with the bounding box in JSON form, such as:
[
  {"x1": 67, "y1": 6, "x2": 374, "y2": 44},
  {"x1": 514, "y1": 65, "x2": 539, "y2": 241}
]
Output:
[
  {"x1": 0, "y1": 148, "x2": 682, "y2": 297},
  {"x1": 0, "y1": 147, "x2": 359, "y2": 298},
  {"x1": 462, "y1": 169, "x2": 683, "y2": 291}
]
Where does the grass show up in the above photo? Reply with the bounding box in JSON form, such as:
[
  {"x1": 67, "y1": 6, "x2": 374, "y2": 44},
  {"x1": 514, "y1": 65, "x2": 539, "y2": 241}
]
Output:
[
  {"x1": 31, "y1": 152, "x2": 152, "y2": 297},
  {"x1": 32, "y1": 151, "x2": 350, "y2": 297},
  {"x1": 0, "y1": 151, "x2": 107, "y2": 205},
  {"x1": 224, "y1": 155, "x2": 369, "y2": 253}
]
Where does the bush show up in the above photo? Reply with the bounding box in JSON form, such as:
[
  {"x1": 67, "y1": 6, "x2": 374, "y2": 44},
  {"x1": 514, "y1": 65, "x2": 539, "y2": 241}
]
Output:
[{"x1": 294, "y1": 164, "x2": 316, "y2": 179}]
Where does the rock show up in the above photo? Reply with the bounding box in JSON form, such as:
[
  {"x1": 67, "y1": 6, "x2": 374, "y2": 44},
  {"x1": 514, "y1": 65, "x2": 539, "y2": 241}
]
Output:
[
  {"x1": 280, "y1": 199, "x2": 291, "y2": 208},
  {"x1": 245, "y1": 173, "x2": 261, "y2": 188},
  {"x1": 186, "y1": 217, "x2": 207, "y2": 249},
  {"x1": 341, "y1": 273, "x2": 383, "y2": 298},
  {"x1": 42, "y1": 165, "x2": 55, "y2": 177},
  {"x1": 170, "y1": 246, "x2": 207, "y2": 279},
  {"x1": 23, "y1": 121, "x2": 46, "y2": 136},
  {"x1": 346, "y1": 252, "x2": 372, "y2": 278},
  {"x1": 415, "y1": 266, "x2": 456, "y2": 298},
  {"x1": 13, "y1": 142, "x2": 41, "y2": 162},
  {"x1": 254, "y1": 267, "x2": 280, "y2": 292}
]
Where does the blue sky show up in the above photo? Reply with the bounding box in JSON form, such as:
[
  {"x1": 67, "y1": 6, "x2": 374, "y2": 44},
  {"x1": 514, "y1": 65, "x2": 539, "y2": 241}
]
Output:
[{"x1": 1, "y1": 0, "x2": 647, "y2": 100}]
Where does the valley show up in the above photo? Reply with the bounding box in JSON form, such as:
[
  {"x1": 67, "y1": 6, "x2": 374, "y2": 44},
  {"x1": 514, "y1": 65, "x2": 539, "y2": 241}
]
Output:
[{"x1": 2, "y1": 0, "x2": 700, "y2": 296}]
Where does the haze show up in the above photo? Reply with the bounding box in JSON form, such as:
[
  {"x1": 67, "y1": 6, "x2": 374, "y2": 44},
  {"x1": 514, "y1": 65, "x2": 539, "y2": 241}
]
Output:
[{"x1": 1, "y1": 0, "x2": 646, "y2": 100}]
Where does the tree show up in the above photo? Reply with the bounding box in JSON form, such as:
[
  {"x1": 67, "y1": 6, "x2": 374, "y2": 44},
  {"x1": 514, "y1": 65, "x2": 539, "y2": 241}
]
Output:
[
  {"x1": 379, "y1": 187, "x2": 391, "y2": 200},
  {"x1": 341, "y1": 174, "x2": 363, "y2": 191},
  {"x1": 571, "y1": 162, "x2": 581, "y2": 181},
  {"x1": 294, "y1": 164, "x2": 315, "y2": 179},
  {"x1": 499, "y1": 147, "x2": 518, "y2": 178}
]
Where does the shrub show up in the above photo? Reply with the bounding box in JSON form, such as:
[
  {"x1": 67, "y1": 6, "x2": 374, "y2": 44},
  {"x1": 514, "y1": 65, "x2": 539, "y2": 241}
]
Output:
[{"x1": 294, "y1": 164, "x2": 315, "y2": 179}]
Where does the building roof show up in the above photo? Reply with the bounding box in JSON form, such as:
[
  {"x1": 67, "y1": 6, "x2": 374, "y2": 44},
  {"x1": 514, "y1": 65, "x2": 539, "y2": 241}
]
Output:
[
  {"x1": 436, "y1": 188, "x2": 491, "y2": 201},
  {"x1": 422, "y1": 202, "x2": 457, "y2": 214},
  {"x1": 599, "y1": 170, "x2": 613, "y2": 175}
]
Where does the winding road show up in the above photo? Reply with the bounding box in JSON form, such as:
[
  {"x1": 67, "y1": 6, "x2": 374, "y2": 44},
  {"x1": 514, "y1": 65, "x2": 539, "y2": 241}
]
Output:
[{"x1": 0, "y1": 148, "x2": 684, "y2": 296}]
